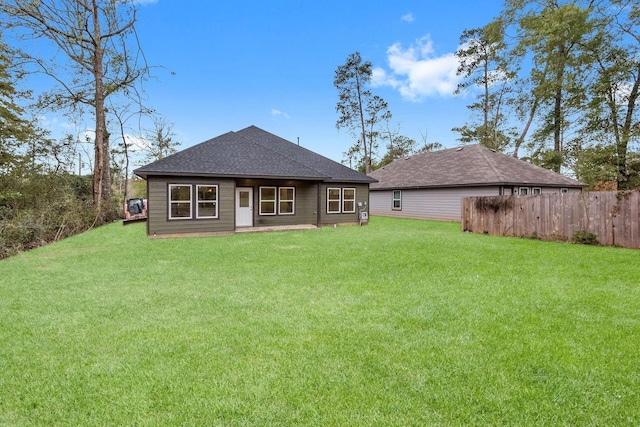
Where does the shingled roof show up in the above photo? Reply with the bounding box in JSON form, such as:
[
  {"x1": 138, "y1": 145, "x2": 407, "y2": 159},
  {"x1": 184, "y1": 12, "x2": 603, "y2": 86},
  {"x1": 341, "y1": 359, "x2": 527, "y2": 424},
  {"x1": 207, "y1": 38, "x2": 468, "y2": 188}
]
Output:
[
  {"x1": 368, "y1": 144, "x2": 586, "y2": 190},
  {"x1": 134, "y1": 125, "x2": 376, "y2": 183}
]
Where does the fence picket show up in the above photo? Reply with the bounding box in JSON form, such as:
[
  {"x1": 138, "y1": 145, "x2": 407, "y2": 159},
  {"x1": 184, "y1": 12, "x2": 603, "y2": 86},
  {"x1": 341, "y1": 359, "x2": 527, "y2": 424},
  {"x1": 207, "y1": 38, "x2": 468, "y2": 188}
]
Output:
[{"x1": 461, "y1": 191, "x2": 640, "y2": 249}]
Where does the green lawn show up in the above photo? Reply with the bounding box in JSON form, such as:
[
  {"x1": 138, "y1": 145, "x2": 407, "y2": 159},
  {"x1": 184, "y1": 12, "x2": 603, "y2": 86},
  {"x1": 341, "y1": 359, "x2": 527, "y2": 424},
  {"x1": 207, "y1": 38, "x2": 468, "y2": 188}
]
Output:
[{"x1": 0, "y1": 217, "x2": 638, "y2": 426}]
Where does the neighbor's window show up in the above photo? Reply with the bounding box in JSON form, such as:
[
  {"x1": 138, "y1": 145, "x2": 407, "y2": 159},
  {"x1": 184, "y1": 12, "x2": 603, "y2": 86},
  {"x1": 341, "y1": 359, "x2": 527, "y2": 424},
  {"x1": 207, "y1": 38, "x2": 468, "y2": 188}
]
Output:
[
  {"x1": 327, "y1": 188, "x2": 341, "y2": 213},
  {"x1": 342, "y1": 188, "x2": 356, "y2": 213},
  {"x1": 392, "y1": 190, "x2": 402, "y2": 210},
  {"x1": 279, "y1": 187, "x2": 295, "y2": 215},
  {"x1": 519, "y1": 187, "x2": 529, "y2": 195},
  {"x1": 169, "y1": 184, "x2": 192, "y2": 219},
  {"x1": 561, "y1": 188, "x2": 569, "y2": 193},
  {"x1": 259, "y1": 186, "x2": 276, "y2": 215},
  {"x1": 532, "y1": 187, "x2": 541, "y2": 195},
  {"x1": 196, "y1": 185, "x2": 218, "y2": 218}
]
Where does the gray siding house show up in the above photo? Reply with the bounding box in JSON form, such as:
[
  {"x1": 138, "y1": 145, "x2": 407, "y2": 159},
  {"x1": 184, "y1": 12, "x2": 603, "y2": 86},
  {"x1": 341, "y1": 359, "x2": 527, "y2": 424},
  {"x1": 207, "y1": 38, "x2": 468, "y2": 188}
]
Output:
[
  {"x1": 368, "y1": 144, "x2": 587, "y2": 221},
  {"x1": 134, "y1": 126, "x2": 376, "y2": 236}
]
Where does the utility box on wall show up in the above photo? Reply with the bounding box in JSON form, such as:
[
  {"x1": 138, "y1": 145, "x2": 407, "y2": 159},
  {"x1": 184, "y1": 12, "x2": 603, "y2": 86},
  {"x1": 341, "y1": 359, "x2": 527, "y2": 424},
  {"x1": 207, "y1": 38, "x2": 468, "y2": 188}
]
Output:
[{"x1": 359, "y1": 211, "x2": 369, "y2": 226}]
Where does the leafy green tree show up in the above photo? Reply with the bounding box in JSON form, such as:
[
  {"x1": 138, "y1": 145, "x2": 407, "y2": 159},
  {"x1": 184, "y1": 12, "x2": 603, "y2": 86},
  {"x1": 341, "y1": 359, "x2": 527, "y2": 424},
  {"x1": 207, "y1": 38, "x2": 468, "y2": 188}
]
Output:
[
  {"x1": 454, "y1": 23, "x2": 515, "y2": 151},
  {"x1": 0, "y1": 38, "x2": 36, "y2": 170},
  {"x1": 570, "y1": 144, "x2": 618, "y2": 189},
  {"x1": 376, "y1": 123, "x2": 417, "y2": 169},
  {"x1": 456, "y1": 0, "x2": 640, "y2": 182},
  {"x1": 503, "y1": 0, "x2": 595, "y2": 171},
  {"x1": 578, "y1": 0, "x2": 640, "y2": 189},
  {"x1": 334, "y1": 51, "x2": 390, "y2": 173},
  {"x1": 451, "y1": 124, "x2": 513, "y2": 151}
]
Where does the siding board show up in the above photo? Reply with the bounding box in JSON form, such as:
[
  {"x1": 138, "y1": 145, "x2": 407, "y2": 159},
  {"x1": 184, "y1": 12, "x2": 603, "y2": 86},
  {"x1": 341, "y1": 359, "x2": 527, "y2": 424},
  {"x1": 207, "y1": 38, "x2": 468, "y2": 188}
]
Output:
[
  {"x1": 146, "y1": 177, "x2": 371, "y2": 235},
  {"x1": 371, "y1": 186, "x2": 581, "y2": 221},
  {"x1": 147, "y1": 176, "x2": 235, "y2": 235},
  {"x1": 371, "y1": 187, "x2": 500, "y2": 221},
  {"x1": 236, "y1": 179, "x2": 318, "y2": 227},
  {"x1": 319, "y1": 183, "x2": 369, "y2": 225}
]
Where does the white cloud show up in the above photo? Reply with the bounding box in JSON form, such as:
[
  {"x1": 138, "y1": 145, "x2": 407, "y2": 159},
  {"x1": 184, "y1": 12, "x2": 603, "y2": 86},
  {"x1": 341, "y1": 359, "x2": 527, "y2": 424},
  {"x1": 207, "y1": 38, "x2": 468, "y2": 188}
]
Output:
[
  {"x1": 373, "y1": 35, "x2": 461, "y2": 101},
  {"x1": 401, "y1": 13, "x2": 414, "y2": 23},
  {"x1": 271, "y1": 109, "x2": 290, "y2": 119},
  {"x1": 133, "y1": 0, "x2": 158, "y2": 5},
  {"x1": 60, "y1": 121, "x2": 76, "y2": 130},
  {"x1": 36, "y1": 114, "x2": 59, "y2": 128},
  {"x1": 80, "y1": 129, "x2": 95, "y2": 143},
  {"x1": 123, "y1": 134, "x2": 148, "y2": 152}
]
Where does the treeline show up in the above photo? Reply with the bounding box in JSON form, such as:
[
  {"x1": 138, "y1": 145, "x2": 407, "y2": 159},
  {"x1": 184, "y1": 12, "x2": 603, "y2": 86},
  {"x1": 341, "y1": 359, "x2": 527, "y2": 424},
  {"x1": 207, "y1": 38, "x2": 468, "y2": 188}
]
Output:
[
  {"x1": 0, "y1": 1, "x2": 175, "y2": 259},
  {"x1": 333, "y1": 0, "x2": 639, "y2": 189},
  {"x1": 0, "y1": 170, "x2": 148, "y2": 259},
  {"x1": 453, "y1": 0, "x2": 640, "y2": 190},
  {"x1": 0, "y1": 172, "x2": 94, "y2": 258}
]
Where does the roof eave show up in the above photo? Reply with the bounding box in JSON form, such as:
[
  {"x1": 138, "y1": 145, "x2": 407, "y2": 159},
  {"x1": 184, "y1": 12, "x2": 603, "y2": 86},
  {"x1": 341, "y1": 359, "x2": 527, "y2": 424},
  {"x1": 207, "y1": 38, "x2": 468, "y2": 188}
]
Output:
[
  {"x1": 134, "y1": 170, "x2": 333, "y2": 181},
  {"x1": 325, "y1": 177, "x2": 378, "y2": 184},
  {"x1": 370, "y1": 181, "x2": 586, "y2": 191}
]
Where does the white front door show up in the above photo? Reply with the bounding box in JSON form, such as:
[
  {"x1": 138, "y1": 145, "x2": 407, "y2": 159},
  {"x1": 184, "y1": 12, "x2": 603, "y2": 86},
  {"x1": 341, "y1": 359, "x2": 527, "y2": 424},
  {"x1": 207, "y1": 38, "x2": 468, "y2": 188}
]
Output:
[{"x1": 235, "y1": 187, "x2": 253, "y2": 227}]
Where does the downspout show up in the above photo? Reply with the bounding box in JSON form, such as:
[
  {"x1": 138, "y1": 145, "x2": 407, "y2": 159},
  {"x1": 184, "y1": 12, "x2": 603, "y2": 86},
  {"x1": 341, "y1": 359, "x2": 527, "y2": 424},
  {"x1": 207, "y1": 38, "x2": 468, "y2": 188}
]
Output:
[{"x1": 367, "y1": 185, "x2": 371, "y2": 221}]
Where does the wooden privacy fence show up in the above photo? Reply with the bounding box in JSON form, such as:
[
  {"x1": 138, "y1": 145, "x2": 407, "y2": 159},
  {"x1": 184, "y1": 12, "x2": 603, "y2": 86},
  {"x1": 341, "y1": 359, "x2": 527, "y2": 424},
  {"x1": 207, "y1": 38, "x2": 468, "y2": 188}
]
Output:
[{"x1": 461, "y1": 191, "x2": 640, "y2": 249}]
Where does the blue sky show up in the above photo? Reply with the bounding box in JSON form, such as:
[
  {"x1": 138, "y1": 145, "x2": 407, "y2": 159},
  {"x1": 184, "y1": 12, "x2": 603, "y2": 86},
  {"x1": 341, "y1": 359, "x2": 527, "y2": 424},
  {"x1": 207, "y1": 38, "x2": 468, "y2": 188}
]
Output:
[{"x1": 38, "y1": 0, "x2": 506, "y2": 165}]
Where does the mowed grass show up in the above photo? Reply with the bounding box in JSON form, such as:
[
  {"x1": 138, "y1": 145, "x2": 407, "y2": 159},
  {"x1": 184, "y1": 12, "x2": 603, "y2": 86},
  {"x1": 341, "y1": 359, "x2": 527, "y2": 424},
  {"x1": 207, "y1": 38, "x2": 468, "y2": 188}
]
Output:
[{"x1": 0, "y1": 217, "x2": 638, "y2": 426}]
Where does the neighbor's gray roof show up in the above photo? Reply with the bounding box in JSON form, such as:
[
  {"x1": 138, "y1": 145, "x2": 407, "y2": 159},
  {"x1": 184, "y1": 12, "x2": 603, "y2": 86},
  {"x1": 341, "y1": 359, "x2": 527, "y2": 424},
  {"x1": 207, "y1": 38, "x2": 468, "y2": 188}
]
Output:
[
  {"x1": 368, "y1": 144, "x2": 586, "y2": 190},
  {"x1": 134, "y1": 125, "x2": 376, "y2": 183}
]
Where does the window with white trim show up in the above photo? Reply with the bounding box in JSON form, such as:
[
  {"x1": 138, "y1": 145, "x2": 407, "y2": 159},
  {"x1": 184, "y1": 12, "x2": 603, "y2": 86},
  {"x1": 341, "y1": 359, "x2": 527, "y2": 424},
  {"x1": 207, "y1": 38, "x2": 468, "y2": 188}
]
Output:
[
  {"x1": 196, "y1": 185, "x2": 218, "y2": 218},
  {"x1": 279, "y1": 187, "x2": 295, "y2": 215},
  {"x1": 532, "y1": 187, "x2": 541, "y2": 195},
  {"x1": 259, "y1": 187, "x2": 276, "y2": 215},
  {"x1": 327, "y1": 187, "x2": 357, "y2": 214},
  {"x1": 561, "y1": 187, "x2": 568, "y2": 193},
  {"x1": 342, "y1": 188, "x2": 356, "y2": 213},
  {"x1": 327, "y1": 188, "x2": 341, "y2": 213},
  {"x1": 392, "y1": 190, "x2": 402, "y2": 210},
  {"x1": 169, "y1": 184, "x2": 192, "y2": 219},
  {"x1": 519, "y1": 187, "x2": 529, "y2": 195}
]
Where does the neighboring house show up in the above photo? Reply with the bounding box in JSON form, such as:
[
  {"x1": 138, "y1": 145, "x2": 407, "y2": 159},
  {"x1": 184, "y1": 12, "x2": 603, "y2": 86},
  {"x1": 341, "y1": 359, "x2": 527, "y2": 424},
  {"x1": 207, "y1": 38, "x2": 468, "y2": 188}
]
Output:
[
  {"x1": 368, "y1": 144, "x2": 587, "y2": 221},
  {"x1": 134, "y1": 126, "x2": 376, "y2": 236}
]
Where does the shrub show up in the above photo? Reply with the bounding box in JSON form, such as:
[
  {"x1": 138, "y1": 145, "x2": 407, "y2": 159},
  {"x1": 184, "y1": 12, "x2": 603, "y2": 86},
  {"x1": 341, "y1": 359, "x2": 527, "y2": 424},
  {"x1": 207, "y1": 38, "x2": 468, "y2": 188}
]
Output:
[
  {"x1": 0, "y1": 173, "x2": 100, "y2": 259},
  {"x1": 474, "y1": 196, "x2": 514, "y2": 213},
  {"x1": 573, "y1": 230, "x2": 599, "y2": 245}
]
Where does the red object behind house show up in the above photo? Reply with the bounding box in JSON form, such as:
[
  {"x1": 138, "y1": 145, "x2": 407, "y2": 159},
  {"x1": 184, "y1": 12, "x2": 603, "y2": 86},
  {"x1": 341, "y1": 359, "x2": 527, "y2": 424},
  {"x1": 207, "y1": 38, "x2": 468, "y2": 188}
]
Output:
[{"x1": 124, "y1": 198, "x2": 147, "y2": 224}]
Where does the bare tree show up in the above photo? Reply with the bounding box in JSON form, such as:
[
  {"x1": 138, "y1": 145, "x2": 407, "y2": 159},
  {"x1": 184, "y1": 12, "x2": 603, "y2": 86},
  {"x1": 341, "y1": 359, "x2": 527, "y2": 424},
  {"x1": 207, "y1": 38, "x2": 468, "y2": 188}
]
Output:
[
  {"x1": 334, "y1": 51, "x2": 390, "y2": 173},
  {"x1": 0, "y1": 0, "x2": 149, "y2": 221},
  {"x1": 141, "y1": 116, "x2": 179, "y2": 163}
]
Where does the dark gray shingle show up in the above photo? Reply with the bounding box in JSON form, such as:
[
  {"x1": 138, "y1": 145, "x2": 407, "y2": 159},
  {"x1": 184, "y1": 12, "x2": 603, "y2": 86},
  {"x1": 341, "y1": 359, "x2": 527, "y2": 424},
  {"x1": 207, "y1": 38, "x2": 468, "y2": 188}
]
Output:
[
  {"x1": 369, "y1": 144, "x2": 586, "y2": 190},
  {"x1": 135, "y1": 126, "x2": 376, "y2": 183}
]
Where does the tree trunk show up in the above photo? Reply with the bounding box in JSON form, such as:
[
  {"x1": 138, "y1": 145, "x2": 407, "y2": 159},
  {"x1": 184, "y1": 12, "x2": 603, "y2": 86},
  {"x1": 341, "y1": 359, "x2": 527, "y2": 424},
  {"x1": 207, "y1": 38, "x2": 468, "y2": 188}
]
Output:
[
  {"x1": 617, "y1": 63, "x2": 640, "y2": 190},
  {"x1": 483, "y1": 48, "x2": 490, "y2": 146},
  {"x1": 513, "y1": 97, "x2": 539, "y2": 159},
  {"x1": 355, "y1": 71, "x2": 369, "y2": 174},
  {"x1": 554, "y1": 86, "x2": 562, "y2": 153},
  {"x1": 91, "y1": 0, "x2": 111, "y2": 218},
  {"x1": 552, "y1": 43, "x2": 567, "y2": 173}
]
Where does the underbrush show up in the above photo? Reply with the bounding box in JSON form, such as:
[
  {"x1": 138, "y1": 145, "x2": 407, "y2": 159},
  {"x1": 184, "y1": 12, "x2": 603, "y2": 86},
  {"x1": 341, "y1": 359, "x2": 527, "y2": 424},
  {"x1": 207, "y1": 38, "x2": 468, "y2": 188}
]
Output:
[{"x1": 0, "y1": 173, "x2": 118, "y2": 259}]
